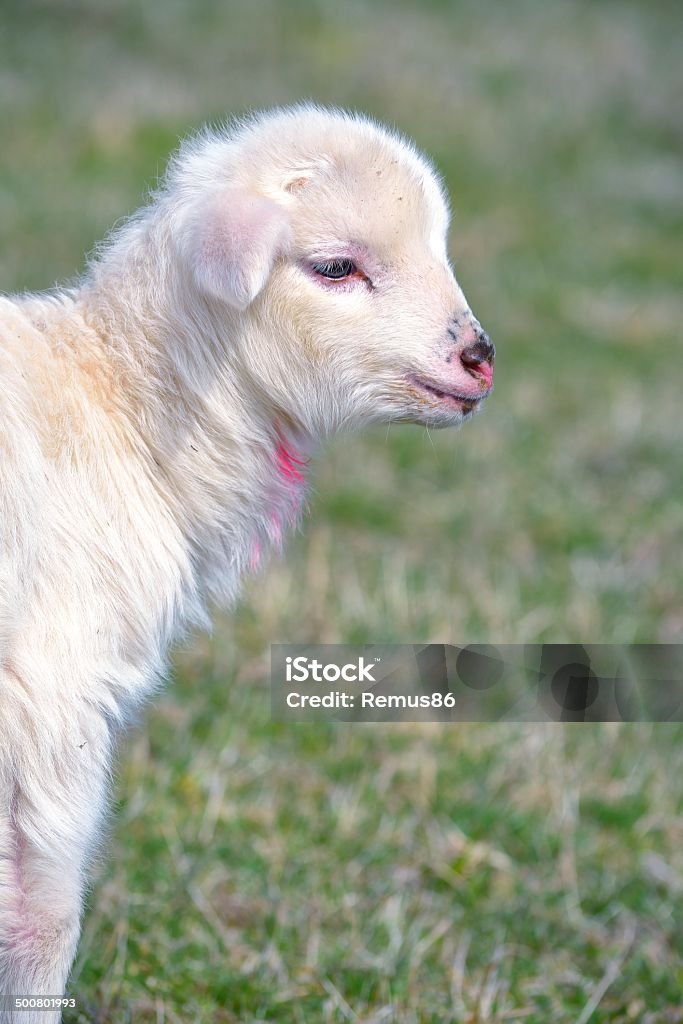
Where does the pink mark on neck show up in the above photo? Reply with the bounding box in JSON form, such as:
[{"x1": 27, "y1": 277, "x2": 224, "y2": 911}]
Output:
[
  {"x1": 275, "y1": 437, "x2": 308, "y2": 487},
  {"x1": 271, "y1": 431, "x2": 309, "y2": 548},
  {"x1": 246, "y1": 428, "x2": 309, "y2": 572}
]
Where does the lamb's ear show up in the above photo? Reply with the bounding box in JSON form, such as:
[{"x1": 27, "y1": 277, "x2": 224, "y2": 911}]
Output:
[{"x1": 184, "y1": 188, "x2": 292, "y2": 310}]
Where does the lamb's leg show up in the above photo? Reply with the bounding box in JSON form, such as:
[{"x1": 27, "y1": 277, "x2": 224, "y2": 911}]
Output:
[
  {"x1": 0, "y1": 814, "x2": 83, "y2": 1024},
  {"x1": 0, "y1": 704, "x2": 110, "y2": 1024}
]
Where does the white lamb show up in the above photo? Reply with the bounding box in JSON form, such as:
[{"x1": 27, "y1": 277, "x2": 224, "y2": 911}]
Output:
[{"x1": 0, "y1": 104, "x2": 494, "y2": 1020}]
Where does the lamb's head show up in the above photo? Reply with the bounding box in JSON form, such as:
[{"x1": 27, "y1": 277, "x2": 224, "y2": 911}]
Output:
[{"x1": 174, "y1": 105, "x2": 494, "y2": 436}]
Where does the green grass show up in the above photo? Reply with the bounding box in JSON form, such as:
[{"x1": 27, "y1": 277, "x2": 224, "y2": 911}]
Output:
[{"x1": 2, "y1": 0, "x2": 682, "y2": 1020}]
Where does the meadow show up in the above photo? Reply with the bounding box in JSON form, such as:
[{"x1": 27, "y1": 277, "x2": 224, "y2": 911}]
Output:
[{"x1": 1, "y1": 1, "x2": 682, "y2": 1020}]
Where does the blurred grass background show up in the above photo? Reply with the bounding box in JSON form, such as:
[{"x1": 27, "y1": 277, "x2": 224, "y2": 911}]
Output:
[{"x1": 1, "y1": 1, "x2": 682, "y2": 1021}]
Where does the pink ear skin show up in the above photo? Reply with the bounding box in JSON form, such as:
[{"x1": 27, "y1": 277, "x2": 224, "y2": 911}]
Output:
[{"x1": 190, "y1": 189, "x2": 292, "y2": 310}]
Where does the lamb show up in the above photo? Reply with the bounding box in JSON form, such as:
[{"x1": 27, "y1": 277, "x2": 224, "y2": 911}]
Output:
[{"x1": 0, "y1": 104, "x2": 494, "y2": 1020}]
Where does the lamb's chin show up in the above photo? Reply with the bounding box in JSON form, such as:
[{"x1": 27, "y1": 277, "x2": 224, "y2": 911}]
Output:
[{"x1": 385, "y1": 387, "x2": 485, "y2": 428}]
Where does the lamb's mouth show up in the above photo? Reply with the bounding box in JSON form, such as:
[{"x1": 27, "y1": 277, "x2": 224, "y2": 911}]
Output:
[{"x1": 407, "y1": 374, "x2": 491, "y2": 412}]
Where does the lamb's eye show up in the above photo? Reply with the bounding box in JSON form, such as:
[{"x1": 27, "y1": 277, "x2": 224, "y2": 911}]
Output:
[{"x1": 312, "y1": 259, "x2": 357, "y2": 280}]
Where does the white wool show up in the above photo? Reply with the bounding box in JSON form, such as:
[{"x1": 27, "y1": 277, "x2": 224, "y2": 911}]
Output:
[{"x1": 0, "y1": 104, "x2": 489, "y2": 1017}]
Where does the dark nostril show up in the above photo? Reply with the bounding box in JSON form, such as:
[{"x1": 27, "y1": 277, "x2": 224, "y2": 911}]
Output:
[{"x1": 461, "y1": 335, "x2": 495, "y2": 368}]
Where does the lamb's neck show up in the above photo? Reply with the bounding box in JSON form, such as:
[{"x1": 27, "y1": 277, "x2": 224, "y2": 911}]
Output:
[{"x1": 79, "y1": 222, "x2": 311, "y2": 605}]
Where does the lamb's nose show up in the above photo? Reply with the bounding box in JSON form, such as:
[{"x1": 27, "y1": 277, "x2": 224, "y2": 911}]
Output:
[{"x1": 460, "y1": 335, "x2": 495, "y2": 387}]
